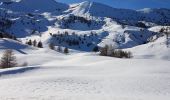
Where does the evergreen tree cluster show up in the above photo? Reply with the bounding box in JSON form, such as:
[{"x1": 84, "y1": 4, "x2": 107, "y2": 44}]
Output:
[
  {"x1": 0, "y1": 31, "x2": 17, "y2": 40},
  {"x1": 51, "y1": 46, "x2": 69, "y2": 54},
  {"x1": 61, "y1": 15, "x2": 92, "y2": 28},
  {"x1": 0, "y1": 8, "x2": 13, "y2": 31},
  {"x1": 0, "y1": 18, "x2": 12, "y2": 31},
  {"x1": 20, "y1": 13, "x2": 42, "y2": 35},
  {"x1": 26, "y1": 39, "x2": 43, "y2": 48},
  {"x1": 51, "y1": 31, "x2": 100, "y2": 50},
  {"x1": 58, "y1": 15, "x2": 104, "y2": 29}
]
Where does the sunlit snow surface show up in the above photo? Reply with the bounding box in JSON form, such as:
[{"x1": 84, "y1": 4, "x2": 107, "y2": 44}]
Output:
[{"x1": 0, "y1": 0, "x2": 170, "y2": 100}]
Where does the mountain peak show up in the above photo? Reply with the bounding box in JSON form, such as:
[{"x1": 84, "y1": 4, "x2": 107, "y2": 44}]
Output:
[{"x1": 70, "y1": 1, "x2": 117, "y2": 16}]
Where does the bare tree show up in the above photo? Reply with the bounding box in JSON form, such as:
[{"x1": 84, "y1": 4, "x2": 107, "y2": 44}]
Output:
[
  {"x1": 100, "y1": 45, "x2": 109, "y2": 56},
  {"x1": 0, "y1": 49, "x2": 17, "y2": 68}
]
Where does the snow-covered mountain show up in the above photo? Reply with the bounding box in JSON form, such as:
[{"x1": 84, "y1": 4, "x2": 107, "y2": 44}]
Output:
[
  {"x1": 1, "y1": 1, "x2": 170, "y2": 100},
  {"x1": 69, "y1": 1, "x2": 170, "y2": 25},
  {"x1": 0, "y1": 0, "x2": 170, "y2": 57},
  {"x1": 0, "y1": 0, "x2": 69, "y2": 13}
]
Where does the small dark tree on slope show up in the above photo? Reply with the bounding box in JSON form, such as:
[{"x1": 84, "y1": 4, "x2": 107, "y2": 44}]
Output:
[
  {"x1": 33, "y1": 40, "x2": 37, "y2": 47},
  {"x1": 64, "y1": 47, "x2": 69, "y2": 54},
  {"x1": 93, "y1": 46, "x2": 99, "y2": 52},
  {"x1": 57, "y1": 46, "x2": 62, "y2": 52},
  {"x1": 37, "y1": 41, "x2": 43, "y2": 48},
  {"x1": 49, "y1": 43, "x2": 55, "y2": 50},
  {"x1": 0, "y1": 49, "x2": 17, "y2": 69},
  {"x1": 27, "y1": 39, "x2": 32, "y2": 46}
]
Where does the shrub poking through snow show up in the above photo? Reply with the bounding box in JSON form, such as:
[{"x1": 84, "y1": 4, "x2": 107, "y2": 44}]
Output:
[{"x1": 0, "y1": 49, "x2": 17, "y2": 69}]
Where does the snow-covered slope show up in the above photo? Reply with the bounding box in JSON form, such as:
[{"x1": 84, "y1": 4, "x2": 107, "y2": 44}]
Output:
[
  {"x1": 125, "y1": 35, "x2": 170, "y2": 59},
  {"x1": 0, "y1": 0, "x2": 170, "y2": 55},
  {"x1": 0, "y1": 38, "x2": 33, "y2": 54},
  {"x1": 0, "y1": 53, "x2": 170, "y2": 100},
  {"x1": 0, "y1": 0, "x2": 69, "y2": 13},
  {"x1": 69, "y1": 1, "x2": 170, "y2": 25},
  {"x1": 0, "y1": 1, "x2": 170, "y2": 100}
]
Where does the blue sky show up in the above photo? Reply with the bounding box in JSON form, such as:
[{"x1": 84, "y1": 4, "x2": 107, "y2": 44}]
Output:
[{"x1": 55, "y1": 0, "x2": 170, "y2": 9}]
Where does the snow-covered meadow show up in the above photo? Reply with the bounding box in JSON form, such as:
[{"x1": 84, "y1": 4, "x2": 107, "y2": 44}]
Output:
[
  {"x1": 0, "y1": 46, "x2": 170, "y2": 100},
  {"x1": 0, "y1": 0, "x2": 170, "y2": 100}
]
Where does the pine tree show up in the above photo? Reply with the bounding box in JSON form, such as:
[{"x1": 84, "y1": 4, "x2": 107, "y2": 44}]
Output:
[
  {"x1": 49, "y1": 43, "x2": 55, "y2": 50},
  {"x1": 64, "y1": 47, "x2": 69, "y2": 54},
  {"x1": 37, "y1": 41, "x2": 43, "y2": 48},
  {"x1": 0, "y1": 49, "x2": 17, "y2": 68},
  {"x1": 57, "y1": 46, "x2": 62, "y2": 52},
  {"x1": 93, "y1": 46, "x2": 99, "y2": 52},
  {"x1": 33, "y1": 40, "x2": 37, "y2": 47},
  {"x1": 27, "y1": 39, "x2": 32, "y2": 46}
]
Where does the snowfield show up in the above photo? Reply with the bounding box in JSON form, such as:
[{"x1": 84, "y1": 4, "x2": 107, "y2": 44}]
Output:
[
  {"x1": 0, "y1": 0, "x2": 170, "y2": 100},
  {"x1": 0, "y1": 51, "x2": 170, "y2": 100}
]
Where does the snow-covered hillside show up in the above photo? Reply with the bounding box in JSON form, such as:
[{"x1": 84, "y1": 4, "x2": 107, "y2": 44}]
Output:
[
  {"x1": 0, "y1": 0, "x2": 169, "y2": 56},
  {"x1": 69, "y1": 1, "x2": 170, "y2": 25},
  {"x1": 0, "y1": 0, "x2": 69, "y2": 13},
  {"x1": 0, "y1": 52, "x2": 170, "y2": 100},
  {"x1": 0, "y1": 0, "x2": 169, "y2": 51},
  {"x1": 0, "y1": 0, "x2": 170, "y2": 100}
]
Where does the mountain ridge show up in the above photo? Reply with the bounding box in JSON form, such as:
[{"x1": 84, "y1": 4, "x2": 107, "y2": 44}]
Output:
[{"x1": 0, "y1": 0, "x2": 169, "y2": 55}]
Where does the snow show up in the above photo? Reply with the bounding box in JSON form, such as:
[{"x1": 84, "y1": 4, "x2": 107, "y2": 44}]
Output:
[
  {"x1": 137, "y1": 8, "x2": 153, "y2": 13},
  {"x1": 0, "y1": 38, "x2": 170, "y2": 100},
  {"x1": 0, "y1": 0, "x2": 69, "y2": 13},
  {"x1": 0, "y1": 52, "x2": 170, "y2": 100},
  {"x1": 125, "y1": 35, "x2": 170, "y2": 60},
  {"x1": 0, "y1": 0, "x2": 170, "y2": 100},
  {"x1": 0, "y1": 38, "x2": 33, "y2": 54}
]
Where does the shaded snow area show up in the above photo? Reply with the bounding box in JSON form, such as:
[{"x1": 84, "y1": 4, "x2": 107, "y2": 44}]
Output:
[{"x1": 0, "y1": 52, "x2": 170, "y2": 100}]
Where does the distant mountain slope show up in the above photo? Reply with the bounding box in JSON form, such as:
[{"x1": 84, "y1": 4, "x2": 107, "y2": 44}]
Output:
[
  {"x1": 0, "y1": 0, "x2": 169, "y2": 54},
  {"x1": 0, "y1": 0, "x2": 69, "y2": 13},
  {"x1": 0, "y1": 38, "x2": 33, "y2": 54},
  {"x1": 69, "y1": 1, "x2": 170, "y2": 25}
]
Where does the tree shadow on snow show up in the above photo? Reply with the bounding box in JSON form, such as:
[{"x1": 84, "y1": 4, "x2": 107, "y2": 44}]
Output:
[
  {"x1": 0, "y1": 39, "x2": 28, "y2": 54},
  {"x1": 0, "y1": 66, "x2": 40, "y2": 77}
]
